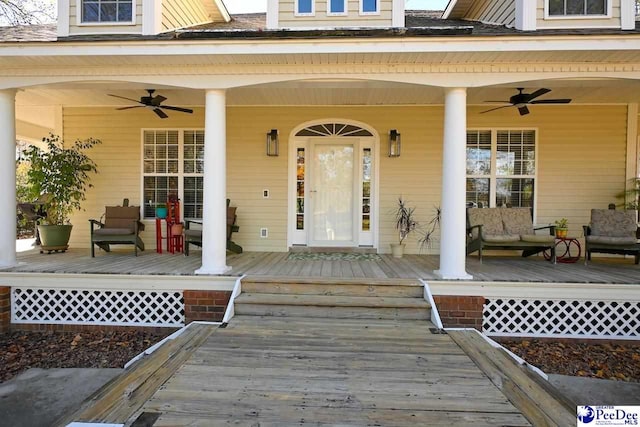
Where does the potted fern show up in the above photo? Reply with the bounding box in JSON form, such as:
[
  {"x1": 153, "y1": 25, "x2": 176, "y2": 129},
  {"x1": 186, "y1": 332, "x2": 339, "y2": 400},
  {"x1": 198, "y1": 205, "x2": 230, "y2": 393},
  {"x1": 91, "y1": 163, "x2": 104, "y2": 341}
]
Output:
[{"x1": 21, "y1": 134, "x2": 101, "y2": 253}]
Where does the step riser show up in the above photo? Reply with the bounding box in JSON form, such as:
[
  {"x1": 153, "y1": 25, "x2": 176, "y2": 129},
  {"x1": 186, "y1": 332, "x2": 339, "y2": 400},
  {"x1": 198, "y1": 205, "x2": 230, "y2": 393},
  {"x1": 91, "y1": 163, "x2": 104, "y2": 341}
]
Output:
[
  {"x1": 235, "y1": 304, "x2": 431, "y2": 320},
  {"x1": 241, "y1": 282, "x2": 423, "y2": 298}
]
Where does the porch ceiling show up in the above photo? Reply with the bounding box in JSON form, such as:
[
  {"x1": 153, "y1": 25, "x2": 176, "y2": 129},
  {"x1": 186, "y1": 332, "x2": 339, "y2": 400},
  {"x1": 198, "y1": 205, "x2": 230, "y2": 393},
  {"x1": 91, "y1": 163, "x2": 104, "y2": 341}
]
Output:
[{"x1": 15, "y1": 78, "x2": 640, "y2": 111}]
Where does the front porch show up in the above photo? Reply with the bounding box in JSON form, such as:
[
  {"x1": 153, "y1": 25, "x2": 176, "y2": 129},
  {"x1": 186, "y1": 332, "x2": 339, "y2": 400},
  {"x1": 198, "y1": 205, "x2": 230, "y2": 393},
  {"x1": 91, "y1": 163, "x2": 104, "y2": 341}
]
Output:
[{"x1": 5, "y1": 246, "x2": 640, "y2": 284}]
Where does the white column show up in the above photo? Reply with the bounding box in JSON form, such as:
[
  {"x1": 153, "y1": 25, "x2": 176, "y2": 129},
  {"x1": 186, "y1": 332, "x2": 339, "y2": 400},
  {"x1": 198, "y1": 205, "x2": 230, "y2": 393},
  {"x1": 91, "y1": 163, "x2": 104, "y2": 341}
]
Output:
[
  {"x1": 196, "y1": 89, "x2": 231, "y2": 275},
  {"x1": 0, "y1": 89, "x2": 17, "y2": 269},
  {"x1": 436, "y1": 87, "x2": 472, "y2": 280}
]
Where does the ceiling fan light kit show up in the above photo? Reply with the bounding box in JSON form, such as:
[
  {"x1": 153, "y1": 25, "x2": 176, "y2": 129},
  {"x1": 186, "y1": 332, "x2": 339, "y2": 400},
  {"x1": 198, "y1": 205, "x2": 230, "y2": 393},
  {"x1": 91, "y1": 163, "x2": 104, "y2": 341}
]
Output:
[
  {"x1": 108, "y1": 89, "x2": 194, "y2": 119},
  {"x1": 480, "y1": 88, "x2": 572, "y2": 116}
]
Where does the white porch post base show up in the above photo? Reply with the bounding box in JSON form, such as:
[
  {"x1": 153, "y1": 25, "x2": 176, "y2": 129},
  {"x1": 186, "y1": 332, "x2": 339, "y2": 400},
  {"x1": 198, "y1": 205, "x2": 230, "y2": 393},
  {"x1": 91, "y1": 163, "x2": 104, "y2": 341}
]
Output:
[
  {"x1": 436, "y1": 87, "x2": 472, "y2": 281},
  {"x1": 0, "y1": 89, "x2": 17, "y2": 269},
  {"x1": 196, "y1": 89, "x2": 231, "y2": 276}
]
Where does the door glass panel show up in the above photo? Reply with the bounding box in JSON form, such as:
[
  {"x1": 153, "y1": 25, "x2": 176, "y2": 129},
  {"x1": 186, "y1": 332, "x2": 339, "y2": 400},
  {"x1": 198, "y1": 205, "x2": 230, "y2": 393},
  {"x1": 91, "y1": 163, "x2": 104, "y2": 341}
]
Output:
[
  {"x1": 296, "y1": 148, "x2": 305, "y2": 230},
  {"x1": 312, "y1": 144, "x2": 354, "y2": 242},
  {"x1": 362, "y1": 148, "x2": 372, "y2": 231}
]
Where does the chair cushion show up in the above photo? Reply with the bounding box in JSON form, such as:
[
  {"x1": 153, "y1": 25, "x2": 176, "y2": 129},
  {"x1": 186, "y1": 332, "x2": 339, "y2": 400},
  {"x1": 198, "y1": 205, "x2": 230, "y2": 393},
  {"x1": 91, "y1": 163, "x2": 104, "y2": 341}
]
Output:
[
  {"x1": 483, "y1": 234, "x2": 520, "y2": 243},
  {"x1": 104, "y1": 206, "x2": 141, "y2": 232},
  {"x1": 586, "y1": 235, "x2": 638, "y2": 245},
  {"x1": 184, "y1": 229, "x2": 202, "y2": 239},
  {"x1": 590, "y1": 209, "x2": 637, "y2": 237},
  {"x1": 93, "y1": 228, "x2": 134, "y2": 236},
  {"x1": 468, "y1": 208, "x2": 504, "y2": 239},
  {"x1": 521, "y1": 234, "x2": 555, "y2": 244},
  {"x1": 501, "y1": 208, "x2": 534, "y2": 236}
]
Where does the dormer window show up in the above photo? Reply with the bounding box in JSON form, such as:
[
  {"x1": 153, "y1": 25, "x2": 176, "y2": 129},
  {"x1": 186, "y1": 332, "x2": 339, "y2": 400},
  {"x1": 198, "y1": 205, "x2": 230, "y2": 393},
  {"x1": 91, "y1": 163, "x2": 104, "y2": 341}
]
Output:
[
  {"x1": 548, "y1": 0, "x2": 607, "y2": 16},
  {"x1": 361, "y1": 0, "x2": 379, "y2": 14},
  {"x1": 81, "y1": 0, "x2": 134, "y2": 23},
  {"x1": 328, "y1": 0, "x2": 346, "y2": 15},
  {"x1": 296, "y1": 0, "x2": 314, "y2": 15}
]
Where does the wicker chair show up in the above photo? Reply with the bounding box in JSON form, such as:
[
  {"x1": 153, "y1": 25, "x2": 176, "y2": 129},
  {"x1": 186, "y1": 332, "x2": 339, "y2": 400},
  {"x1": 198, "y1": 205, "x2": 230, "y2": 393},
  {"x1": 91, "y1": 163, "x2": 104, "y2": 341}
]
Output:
[
  {"x1": 583, "y1": 209, "x2": 640, "y2": 264},
  {"x1": 90, "y1": 205, "x2": 145, "y2": 257}
]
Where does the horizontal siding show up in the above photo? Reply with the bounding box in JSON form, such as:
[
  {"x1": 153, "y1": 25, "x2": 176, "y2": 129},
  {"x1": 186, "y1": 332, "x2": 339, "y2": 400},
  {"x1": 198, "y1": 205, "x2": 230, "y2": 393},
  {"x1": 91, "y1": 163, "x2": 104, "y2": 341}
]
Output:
[
  {"x1": 279, "y1": 0, "x2": 393, "y2": 28},
  {"x1": 64, "y1": 105, "x2": 628, "y2": 256},
  {"x1": 162, "y1": 0, "x2": 210, "y2": 31},
  {"x1": 68, "y1": 2, "x2": 143, "y2": 35},
  {"x1": 465, "y1": 0, "x2": 515, "y2": 27},
  {"x1": 536, "y1": 0, "x2": 621, "y2": 28}
]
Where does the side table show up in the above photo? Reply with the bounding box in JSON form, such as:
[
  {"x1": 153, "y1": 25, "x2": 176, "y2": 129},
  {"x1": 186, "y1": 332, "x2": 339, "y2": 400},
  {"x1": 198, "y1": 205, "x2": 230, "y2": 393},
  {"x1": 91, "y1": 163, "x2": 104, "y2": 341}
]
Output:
[{"x1": 544, "y1": 236, "x2": 581, "y2": 263}]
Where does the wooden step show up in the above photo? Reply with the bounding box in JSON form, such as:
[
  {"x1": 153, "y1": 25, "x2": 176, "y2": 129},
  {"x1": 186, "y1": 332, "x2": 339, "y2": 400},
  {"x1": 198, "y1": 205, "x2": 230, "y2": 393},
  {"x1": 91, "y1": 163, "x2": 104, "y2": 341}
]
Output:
[
  {"x1": 234, "y1": 294, "x2": 430, "y2": 320},
  {"x1": 241, "y1": 276, "x2": 423, "y2": 298}
]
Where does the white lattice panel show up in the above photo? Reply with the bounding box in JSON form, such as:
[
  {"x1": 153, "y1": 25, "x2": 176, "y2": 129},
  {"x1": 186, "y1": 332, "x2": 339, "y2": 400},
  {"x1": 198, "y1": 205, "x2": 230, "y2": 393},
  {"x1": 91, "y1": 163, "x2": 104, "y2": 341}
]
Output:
[
  {"x1": 12, "y1": 288, "x2": 184, "y2": 327},
  {"x1": 483, "y1": 298, "x2": 640, "y2": 339}
]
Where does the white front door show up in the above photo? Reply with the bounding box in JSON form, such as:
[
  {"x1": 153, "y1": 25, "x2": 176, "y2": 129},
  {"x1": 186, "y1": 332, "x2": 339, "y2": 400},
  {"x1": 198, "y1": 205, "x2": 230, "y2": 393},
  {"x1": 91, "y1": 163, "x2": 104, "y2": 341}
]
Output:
[{"x1": 309, "y1": 141, "x2": 356, "y2": 246}]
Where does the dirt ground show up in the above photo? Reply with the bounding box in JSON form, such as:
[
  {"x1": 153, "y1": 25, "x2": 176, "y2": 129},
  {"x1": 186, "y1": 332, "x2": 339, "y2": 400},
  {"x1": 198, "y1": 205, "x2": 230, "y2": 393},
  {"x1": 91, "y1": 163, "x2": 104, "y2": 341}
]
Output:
[
  {"x1": 502, "y1": 339, "x2": 640, "y2": 382},
  {"x1": 0, "y1": 329, "x2": 172, "y2": 383}
]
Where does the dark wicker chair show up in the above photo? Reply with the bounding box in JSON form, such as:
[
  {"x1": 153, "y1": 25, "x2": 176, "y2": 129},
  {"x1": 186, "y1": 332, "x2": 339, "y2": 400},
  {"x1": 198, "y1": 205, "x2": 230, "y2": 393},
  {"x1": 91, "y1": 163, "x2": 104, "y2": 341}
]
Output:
[{"x1": 583, "y1": 209, "x2": 640, "y2": 264}]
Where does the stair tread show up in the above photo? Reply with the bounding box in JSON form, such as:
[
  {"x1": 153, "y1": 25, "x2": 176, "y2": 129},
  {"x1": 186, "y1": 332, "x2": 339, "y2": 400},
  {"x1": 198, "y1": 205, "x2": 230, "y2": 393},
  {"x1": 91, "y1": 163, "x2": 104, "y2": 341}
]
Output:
[
  {"x1": 243, "y1": 275, "x2": 422, "y2": 287},
  {"x1": 235, "y1": 293, "x2": 430, "y2": 309}
]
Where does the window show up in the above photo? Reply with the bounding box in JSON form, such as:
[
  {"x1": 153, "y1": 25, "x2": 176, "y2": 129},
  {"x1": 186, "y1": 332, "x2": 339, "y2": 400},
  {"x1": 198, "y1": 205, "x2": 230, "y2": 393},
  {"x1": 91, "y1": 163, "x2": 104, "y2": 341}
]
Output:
[
  {"x1": 142, "y1": 130, "x2": 204, "y2": 219},
  {"x1": 328, "y1": 0, "x2": 346, "y2": 15},
  {"x1": 82, "y1": 0, "x2": 134, "y2": 23},
  {"x1": 296, "y1": 0, "x2": 314, "y2": 15},
  {"x1": 548, "y1": 0, "x2": 606, "y2": 16},
  {"x1": 361, "y1": 0, "x2": 378, "y2": 13},
  {"x1": 466, "y1": 130, "x2": 536, "y2": 209}
]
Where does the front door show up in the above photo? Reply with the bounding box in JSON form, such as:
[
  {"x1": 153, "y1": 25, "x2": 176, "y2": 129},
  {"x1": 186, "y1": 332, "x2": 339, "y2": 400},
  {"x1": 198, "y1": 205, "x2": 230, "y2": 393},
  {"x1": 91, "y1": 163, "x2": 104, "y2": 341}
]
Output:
[
  {"x1": 309, "y1": 141, "x2": 356, "y2": 246},
  {"x1": 289, "y1": 121, "x2": 377, "y2": 249}
]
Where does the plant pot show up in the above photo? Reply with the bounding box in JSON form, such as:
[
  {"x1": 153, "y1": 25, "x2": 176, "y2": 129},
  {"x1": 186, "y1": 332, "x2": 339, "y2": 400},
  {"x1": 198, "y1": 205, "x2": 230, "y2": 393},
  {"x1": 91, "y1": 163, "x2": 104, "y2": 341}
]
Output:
[
  {"x1": 155, "y1": 207, "x2": 168, "y2": 219},
  {"x1": 390, "y1": 243, "x2": 405, "y2": 258},
  {"x1": 37, "y1": 224, "x2": 72, "y2": 253},
  {"x1": 556, "y1": 228, "x2": 568, "y2": 238},
  {"x1": 171, "y1": 223, "x2": 184, "y2": 235}
]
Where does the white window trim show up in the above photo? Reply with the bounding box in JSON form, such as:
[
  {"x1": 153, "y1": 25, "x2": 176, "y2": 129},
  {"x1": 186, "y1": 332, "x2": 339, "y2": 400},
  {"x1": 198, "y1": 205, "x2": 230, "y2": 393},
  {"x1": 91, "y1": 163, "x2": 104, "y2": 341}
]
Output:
[
  {"x1": 466, "y1": 128, "x2": 539, "y2": 221},
  {"x1": 140, "y1": 128, "x2": 205, "y2": 221},
  {"x1": 327, "y1": 0, "x2": 348, "y2": 16},
  {"x1": 544, "y1": 0, "x2": 612, "y2": 19},
  {"x1": 295, "y1": 0, "x2": 315, "y2": 17},
  {"x1": 76, "y1": 0, "x2": 137, "y2": 26},
  {"x1": 359, "y1": 0, "x2": 380, "y2": 15}
]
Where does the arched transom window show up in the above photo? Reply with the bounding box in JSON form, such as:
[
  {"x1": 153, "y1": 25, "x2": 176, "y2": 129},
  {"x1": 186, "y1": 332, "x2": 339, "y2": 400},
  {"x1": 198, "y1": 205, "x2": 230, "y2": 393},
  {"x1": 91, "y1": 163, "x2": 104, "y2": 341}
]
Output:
[{"x1": 295, "y1": 123, "x2": 373, "y2": 137}]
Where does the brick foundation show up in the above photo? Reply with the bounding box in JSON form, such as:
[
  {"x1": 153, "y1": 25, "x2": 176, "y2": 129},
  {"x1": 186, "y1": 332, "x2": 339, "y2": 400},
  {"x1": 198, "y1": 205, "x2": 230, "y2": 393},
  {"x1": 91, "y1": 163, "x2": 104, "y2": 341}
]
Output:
[
  {"x1": 433, "y1": 295, "x2": 484, "y2": 330},
  {"x1": 0, "y1": 286, "x2": 10, "y2": 333},
  {"x1": 184, "y1": 290, "x2": 232, "y2": 323}
]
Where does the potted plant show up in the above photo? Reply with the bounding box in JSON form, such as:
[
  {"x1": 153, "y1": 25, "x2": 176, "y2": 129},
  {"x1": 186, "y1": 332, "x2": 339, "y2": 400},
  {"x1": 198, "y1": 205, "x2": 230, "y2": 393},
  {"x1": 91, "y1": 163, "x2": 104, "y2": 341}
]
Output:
[
  {"x1": 155, "y1": 203, "x2": 168, "y2": 219},
  {"x1": 616, "y1": 178, "x2": 640, "y2": 222},
  {"x1": 21, "y1": 134, "x2": 101, "y2": 253},
  {"x1": 554, "y1": 218, "x2": 568, "y2": 238},
  {"x1": 391, "y1": 197, "x2": 417, "y2": 258}
]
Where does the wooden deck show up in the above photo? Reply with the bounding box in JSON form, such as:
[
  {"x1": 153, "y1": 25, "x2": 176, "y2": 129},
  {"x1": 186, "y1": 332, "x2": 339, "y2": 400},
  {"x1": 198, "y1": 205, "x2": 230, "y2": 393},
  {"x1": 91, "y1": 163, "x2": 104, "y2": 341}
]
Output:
[
  {"x1": 6, "y1": 246, "x2": 640, "y2": 284},
  {"x1": 137, "y1": 316, "x2": 533, "y2": 426}
]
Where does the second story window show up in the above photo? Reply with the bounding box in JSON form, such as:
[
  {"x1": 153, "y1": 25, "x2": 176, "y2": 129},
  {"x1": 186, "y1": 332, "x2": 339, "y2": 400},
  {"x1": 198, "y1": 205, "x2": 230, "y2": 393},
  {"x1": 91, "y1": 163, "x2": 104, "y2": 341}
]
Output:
[
  {"x1": 361, "y1": 0, "x2": 379, "y2": 13},
  {"x1": 328, "y1": 0, "x2": 346, "y2": 15},
  {"x1": 82, "y1": 0, "x2": 134, "y2": 23},
  {"x1": 548, "y1": 0, "x2": 606, "y2": 16},
  {"x1": 296, "y1": 0, "x2": 314, "y2": 15}
]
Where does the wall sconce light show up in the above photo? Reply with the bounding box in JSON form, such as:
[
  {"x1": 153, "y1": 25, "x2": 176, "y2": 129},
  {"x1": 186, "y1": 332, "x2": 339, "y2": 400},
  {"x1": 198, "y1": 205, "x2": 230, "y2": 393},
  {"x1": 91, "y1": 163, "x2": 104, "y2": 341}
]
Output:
[
  {"x1": 388, "y1": 129, "x2": 401, "y2": 157},
  {"x1": 266, "y1": 129, "x2": 279, "y2": 156}
]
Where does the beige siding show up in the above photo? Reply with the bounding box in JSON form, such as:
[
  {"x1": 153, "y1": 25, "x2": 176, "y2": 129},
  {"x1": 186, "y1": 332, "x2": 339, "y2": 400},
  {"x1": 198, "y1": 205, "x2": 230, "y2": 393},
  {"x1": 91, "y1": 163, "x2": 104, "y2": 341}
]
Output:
[
  {"x1": 68, "y1": 1, "x2": 143, "y2": 35},
  {"x1": 464, "y1": 0, "x2": 515, "y2": 27},
  {"x1": 64, "y1": 105, "x2": 628, "y2": 255},
  {"x1": 279, "y1": 0, "x2": 393, "y2": 28},
  {"x1": 536, "y1": 0, "x2": 621, "y2": 28},
  {"x1": 162, "y1": 0, "x2": 210, "y2": 31}
]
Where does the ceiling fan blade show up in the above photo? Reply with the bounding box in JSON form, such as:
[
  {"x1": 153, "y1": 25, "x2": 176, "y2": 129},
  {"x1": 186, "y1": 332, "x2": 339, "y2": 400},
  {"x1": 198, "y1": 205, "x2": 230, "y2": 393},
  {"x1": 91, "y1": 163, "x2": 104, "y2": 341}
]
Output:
[
  {"x1": 159, "y1": 105, "x2": 194, "y2": 114},
  {"x1": 526, "y1": 88, "x2": 551, "y2": 101},
  {"x1": 116, "y1": 105, "x2": 144, "y2": 110},
  {"x1": 480, "y1": 105, "x2": 513, "y2": 114},
  {"x1": 530, "y1": 99, "x2": 572, "y2": 104},
  {"x1": 153, "y1": 108, "x2": 168, "y2": 119},
  {"x1": 151, "y1": 95, "x2": 167, "y2": 106},
  {"x1": 108, "y1": 94, "x2": 142, "y2": 103},
  {"x1": 518, "y1": 106, "x2": 530, "y2": 116}
]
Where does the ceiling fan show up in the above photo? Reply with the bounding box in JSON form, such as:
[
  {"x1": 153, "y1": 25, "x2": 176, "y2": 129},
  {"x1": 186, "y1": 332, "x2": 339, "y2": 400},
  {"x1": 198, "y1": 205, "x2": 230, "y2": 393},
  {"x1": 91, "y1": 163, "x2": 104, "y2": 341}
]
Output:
[
  {"x1": 481, "y1": 88, "x2": 571, "y2": 116},
  {"x1": 107, "y1": 89, "x2": 193, "y2": 119}
]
